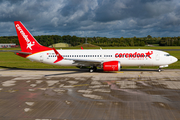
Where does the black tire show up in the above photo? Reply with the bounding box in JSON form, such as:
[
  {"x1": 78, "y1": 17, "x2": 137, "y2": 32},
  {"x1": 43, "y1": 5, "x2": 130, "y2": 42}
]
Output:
[
  {"x1": 158, "y1": 69, "x2": 161, "y2": 72},
  {"x1": 93, "y1": 66, "x2": 97, "y2": 72},
  {"x1": 89, "y1": 68, "x2": 93, "y2": 73}
]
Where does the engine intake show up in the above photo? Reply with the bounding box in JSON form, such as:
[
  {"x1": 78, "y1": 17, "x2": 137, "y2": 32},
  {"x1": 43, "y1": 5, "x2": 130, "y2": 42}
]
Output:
[{"x1": 103, "y1": 61, "x2": 121, "y2": 71}]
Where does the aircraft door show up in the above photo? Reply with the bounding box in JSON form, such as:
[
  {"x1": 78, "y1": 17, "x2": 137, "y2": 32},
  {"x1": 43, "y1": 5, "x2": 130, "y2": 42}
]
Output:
[
  {"x1": 156, "y1": 53, "x2": 160, "y2": 61},
  {"x1": 40, "y1": 53, "x2": 43, "y2": 63}
]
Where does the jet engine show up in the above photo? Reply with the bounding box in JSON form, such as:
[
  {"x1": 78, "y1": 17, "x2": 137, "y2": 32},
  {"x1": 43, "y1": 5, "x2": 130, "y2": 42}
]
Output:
[{"x1": 103, "y1": 61, "x2": 121, "y2": 71}]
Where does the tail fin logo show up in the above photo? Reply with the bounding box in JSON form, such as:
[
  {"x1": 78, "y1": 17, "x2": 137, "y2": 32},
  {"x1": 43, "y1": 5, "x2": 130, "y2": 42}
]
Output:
[
  {"x1": 16, "y1": 24, "x2": 35, "y2": 50},
  {"x1": 27, "y1": 41, "x2": 35, "y2": 50}
]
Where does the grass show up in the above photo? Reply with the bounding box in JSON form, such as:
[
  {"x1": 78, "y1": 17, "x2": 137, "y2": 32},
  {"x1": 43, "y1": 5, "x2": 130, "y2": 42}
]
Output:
[
  {"x1": 164, "y1": 51, "x2": 180, "y2": 69},
  {"x1": 0, "y1": 47, "x2": 180, "y2": 69},
  {"x1": 1, "y1": 46, "x2": 180, "y2": 50},
  {"x1": 57, "y1": 46, "x2": 180, "y2": 50},
  {"x1": 0, "y1": 52, "x2": 77, "y2": 69}
]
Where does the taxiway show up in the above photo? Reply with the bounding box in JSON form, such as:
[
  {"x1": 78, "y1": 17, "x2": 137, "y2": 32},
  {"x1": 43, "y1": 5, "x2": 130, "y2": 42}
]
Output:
[{"x1": 0, "y1": 69, "x2": 180, "y2": 120}]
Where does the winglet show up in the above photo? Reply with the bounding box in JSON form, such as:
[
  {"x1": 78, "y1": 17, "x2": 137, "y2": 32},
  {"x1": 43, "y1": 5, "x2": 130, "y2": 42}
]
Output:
[
  {"x1": 53, "y1": 48, "x2": 64, "y2": 63},
  {"x1": 81, "y1": 47, "x2": 83, "y2": 50}
]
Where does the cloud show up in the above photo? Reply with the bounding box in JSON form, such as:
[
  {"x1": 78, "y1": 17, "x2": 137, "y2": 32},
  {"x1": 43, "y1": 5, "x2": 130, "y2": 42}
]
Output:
[{"x1": 0, "y1": 0, "x2": 180, "y2": 38}]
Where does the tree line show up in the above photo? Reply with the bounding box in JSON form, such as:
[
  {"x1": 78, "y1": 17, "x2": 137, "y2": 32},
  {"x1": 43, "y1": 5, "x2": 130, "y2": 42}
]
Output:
[{"x1": 0, "y1": 35, "x2": 180, "y2": 47}]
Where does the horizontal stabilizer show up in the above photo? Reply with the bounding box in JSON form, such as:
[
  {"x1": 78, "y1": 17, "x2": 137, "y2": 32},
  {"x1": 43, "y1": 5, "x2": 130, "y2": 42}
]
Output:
[
  {"x1": 14, "y1": 51, "x2": 32, "y2": 55},
  {"x1": 0, "y1": 50, "x2": 32, "y2": 55}
]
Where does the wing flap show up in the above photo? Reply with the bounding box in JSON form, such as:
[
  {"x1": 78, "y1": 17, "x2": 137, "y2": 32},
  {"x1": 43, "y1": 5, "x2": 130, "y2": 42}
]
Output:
[{"x1": 64, "y1": 58, "x2": 101, "y2": 63}]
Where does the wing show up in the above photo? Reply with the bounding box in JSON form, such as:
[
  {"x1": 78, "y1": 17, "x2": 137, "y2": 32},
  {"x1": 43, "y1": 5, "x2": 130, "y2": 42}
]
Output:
[
  {"x1": 53, "y1": 48, "x2": 102, "y2": 66},
  {"x1": 65, "y1": 58, "x2": 102, "y2": 66}
]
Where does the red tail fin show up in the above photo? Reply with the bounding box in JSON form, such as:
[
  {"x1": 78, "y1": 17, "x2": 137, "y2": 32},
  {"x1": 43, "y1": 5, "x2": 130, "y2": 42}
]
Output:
[{"x1": 14, "y1": 21, "x2": 52, "y2": 53}]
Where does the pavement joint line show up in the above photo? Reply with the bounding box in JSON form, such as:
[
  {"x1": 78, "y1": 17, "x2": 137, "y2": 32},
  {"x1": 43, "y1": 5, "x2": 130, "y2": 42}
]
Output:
[{"x1": 73, "y1": 84, "x2": 89, "y2": 87}]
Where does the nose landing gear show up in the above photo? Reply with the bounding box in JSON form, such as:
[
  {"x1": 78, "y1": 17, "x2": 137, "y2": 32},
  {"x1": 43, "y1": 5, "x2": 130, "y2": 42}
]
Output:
[
  {"x1": 158, "y1": 68, "x2": 162, "y2": 72},
  {"x1": 89, "y1": 66, "x2": 97, "y2": 73}
]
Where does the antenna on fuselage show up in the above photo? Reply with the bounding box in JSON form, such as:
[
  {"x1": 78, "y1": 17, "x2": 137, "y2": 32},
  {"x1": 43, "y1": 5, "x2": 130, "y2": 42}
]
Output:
[{"x1": 85, "y1": 37, "x2": 87, "y2": 44}]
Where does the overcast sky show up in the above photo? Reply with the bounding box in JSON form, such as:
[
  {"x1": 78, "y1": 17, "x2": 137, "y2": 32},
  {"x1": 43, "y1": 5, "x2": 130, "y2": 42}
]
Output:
[{"x1": 0, "y1": 0, "x2": 180, "y2": 38}]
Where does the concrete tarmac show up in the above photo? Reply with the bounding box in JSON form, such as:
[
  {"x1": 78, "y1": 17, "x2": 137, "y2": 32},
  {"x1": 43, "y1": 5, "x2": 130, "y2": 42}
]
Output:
[{"x1": 0, "y1": 68, "x2": 180, "y2": 120}]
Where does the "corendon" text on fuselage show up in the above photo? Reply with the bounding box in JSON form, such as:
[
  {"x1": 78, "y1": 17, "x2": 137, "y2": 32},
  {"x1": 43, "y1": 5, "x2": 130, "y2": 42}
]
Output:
[{"x1": 115, "y1": 51, "x2": 153, "y2": 59}]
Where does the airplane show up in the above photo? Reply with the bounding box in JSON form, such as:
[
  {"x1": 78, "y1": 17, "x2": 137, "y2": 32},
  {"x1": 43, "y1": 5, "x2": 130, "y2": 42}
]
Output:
[{"x1": 14, "y1": 21, "x2": 178, "y2": 72}]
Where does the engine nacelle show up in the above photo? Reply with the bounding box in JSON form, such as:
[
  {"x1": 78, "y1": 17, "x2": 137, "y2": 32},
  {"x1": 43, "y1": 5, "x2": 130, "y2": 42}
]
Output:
[{"x1": 103, "y1": 61, "x2": 121, "y2": 71}]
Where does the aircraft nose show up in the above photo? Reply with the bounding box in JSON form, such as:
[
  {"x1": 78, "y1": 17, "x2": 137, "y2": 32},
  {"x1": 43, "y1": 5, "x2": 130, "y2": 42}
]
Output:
[{"x1": 172, "y1": 56, "x2": 178, "y2": 63}]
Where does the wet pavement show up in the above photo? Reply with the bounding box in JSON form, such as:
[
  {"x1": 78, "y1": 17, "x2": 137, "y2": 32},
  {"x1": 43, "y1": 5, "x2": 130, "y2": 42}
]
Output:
[{"x1": 0, "y1": 69, "x2": 180, "y2": 120}]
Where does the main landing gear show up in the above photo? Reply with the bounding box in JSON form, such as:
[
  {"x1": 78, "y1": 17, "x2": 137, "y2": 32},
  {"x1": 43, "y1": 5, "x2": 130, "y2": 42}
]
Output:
[
  {"x1": 89, "y1": 66, "x2": 97, "y2": 73},
  {"x1": 158, "y1": 68, "x2": 162, "y2": 72}
]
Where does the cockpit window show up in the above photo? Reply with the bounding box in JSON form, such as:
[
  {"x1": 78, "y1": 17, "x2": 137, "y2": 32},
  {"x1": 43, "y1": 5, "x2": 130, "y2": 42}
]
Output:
[{"x1": 164, "y1": 54, "x2": 170, "y2": 56}]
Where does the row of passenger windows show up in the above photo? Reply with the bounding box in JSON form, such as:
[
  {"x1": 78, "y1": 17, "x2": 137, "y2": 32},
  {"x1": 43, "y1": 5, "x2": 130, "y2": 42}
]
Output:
[
  {"x1": 48, "y1": 54, "x2": 152, "y2": 58},
  {"x1": 62, "y1": 55, "x2": 102, "y2": 57},
  {"x1": 48, "y1": 55, "x2": 113, "y2": 58}
]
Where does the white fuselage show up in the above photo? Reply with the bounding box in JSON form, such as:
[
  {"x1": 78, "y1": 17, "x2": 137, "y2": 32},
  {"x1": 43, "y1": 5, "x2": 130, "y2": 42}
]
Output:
[{"x1": 26, "y1": 49, "x2": 178, "y2": 68}]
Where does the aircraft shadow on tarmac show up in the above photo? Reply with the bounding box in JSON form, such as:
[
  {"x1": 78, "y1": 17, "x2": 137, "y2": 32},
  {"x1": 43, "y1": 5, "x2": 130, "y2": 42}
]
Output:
[
  {"x1": 45, "y1": 69, "x2": 158, "y2": 77},
  {"x1": 0, "y1": 66, "x2": 157, "y2": 72},
  {"x1": 0, "y1": 66, "x2": 158, "y2": 76}
]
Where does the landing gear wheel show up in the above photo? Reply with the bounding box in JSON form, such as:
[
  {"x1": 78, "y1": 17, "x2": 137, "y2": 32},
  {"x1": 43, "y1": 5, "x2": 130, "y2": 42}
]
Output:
[
  {"x1": 158, "y1": 68, "x2": 162, "y2": 72},
  {"x1": 89, "y1": 66, "x2": 97, "y2": 73},
  {"x1": 89, "y1": 68, "x2": 94, "y2": 73}
]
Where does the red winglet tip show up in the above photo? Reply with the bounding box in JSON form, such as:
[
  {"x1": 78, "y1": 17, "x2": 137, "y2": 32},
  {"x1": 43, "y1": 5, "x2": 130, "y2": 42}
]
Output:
[{"x1": 53, "y1": 48, "x2": 63, "y2": 63}]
